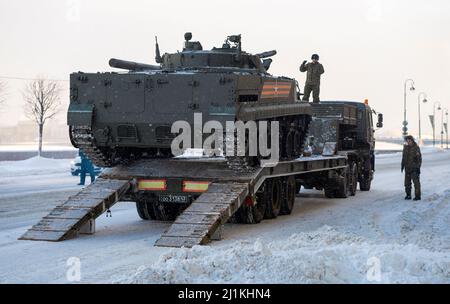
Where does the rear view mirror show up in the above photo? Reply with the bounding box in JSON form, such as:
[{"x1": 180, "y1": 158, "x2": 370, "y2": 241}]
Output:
[{"x1": 376, "y1": 113, "x2": 383, "y2": 128}]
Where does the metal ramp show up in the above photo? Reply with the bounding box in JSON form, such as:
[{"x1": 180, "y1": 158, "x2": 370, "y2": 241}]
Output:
[
  {"x1": 19, "y1": 178, "x2": 130, "y2": 242},
  {"x1": 155, "y1": 182, "x2": 249, "y2": 248}
]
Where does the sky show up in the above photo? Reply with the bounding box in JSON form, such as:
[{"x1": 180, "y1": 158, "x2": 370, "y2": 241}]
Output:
[{"x1": 0, "y1": 0, "x2": 449, "y2": 138}]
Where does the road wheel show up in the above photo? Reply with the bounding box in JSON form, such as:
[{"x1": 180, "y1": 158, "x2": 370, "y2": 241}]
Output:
[
  {"x1": 235, "y1": 195, "x2": 266, "y2": 224},
  {"x1": 280, "y1": 176, "x2": 296, "y2": 215},
  {"x1": 263, "y1": 178, "x2": 282, "y2": 219},
  {"x1": 349, "y1": 163, "x2": 358, "y2": 196}
]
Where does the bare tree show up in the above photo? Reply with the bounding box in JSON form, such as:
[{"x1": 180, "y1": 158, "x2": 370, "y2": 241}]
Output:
[{"x1": 23, "y1": 78, "x2": 62, "y2": 156}]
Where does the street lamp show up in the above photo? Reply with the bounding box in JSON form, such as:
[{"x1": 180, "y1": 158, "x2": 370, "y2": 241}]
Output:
[
  {"x1": 403, "y1": 79, "x2": 415, "y2": 138},
  {"x1": 445, "y1": 109, "x2": 449, "y2": 150},
  {"x1": 433, "y1": 102, "x2": 441, "y2": 147},
  {"x1": 417, "y1": 92, "x2": 427, "y2": 143},
  {"x1": 441, "y1": 107, "x2": 447, "y2": 149}
]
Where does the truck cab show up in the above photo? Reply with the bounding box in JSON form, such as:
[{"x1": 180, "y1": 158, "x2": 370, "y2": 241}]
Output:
[{"x1": 308, "y1": 100, "x2": 382, "y2": 192}]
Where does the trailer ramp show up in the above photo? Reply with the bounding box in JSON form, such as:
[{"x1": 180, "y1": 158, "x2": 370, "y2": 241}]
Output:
[
  {"x1": 155, "y1": 182, "x2": 249, "y2": 248},
  {"x1": 19, "y1": 178, "x2": 130, "y2": 242}
]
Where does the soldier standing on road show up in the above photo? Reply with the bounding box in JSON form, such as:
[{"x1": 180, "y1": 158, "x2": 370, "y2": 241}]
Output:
[
  {"x1": 401, "y1": 135, "x2": 422, "y2": 200},
  {"x1": 78, "y1": 150, "x2": 96, "y2": 186},
  {"x1": 300, "y1": 54, "x2": 325, "y2": 103}
]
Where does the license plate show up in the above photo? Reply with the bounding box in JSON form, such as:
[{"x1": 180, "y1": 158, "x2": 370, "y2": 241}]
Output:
[{"x1": 158, "y1": 194, "x2": 189, "y2": 203}]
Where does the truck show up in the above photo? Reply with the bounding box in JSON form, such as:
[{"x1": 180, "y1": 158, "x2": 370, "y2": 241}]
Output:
[{"x1": 20, "y1": 100, "x2": 383, "y2": 248}]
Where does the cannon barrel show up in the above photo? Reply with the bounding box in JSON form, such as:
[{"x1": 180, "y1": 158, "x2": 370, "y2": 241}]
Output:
[
  {"x1": 109, "y1": 58, "x2": 161, "y2": 71},
  {"x1": 255, "y1": 50, "x2": 277, "y2": 59}
]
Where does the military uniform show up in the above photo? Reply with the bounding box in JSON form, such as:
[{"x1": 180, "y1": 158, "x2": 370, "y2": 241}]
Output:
[
  {"x1": 78, "y1": 150, "x2": 96, "y2": 186},
  {"x1": 300, "y1": 61, "x2": 325, "y2": 103},
  {"x1": 401, "y1": 141, "x2": 422, "y2": 199}
]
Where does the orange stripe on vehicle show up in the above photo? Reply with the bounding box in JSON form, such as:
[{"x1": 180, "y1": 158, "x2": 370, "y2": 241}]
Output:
[
  {"x1": 262, "y1": 84, "x2": 292, "y2": 88},
  {"x1": 183, "y1": 181, "x2": 210, "y2": 193},
  {"x1": 138, "y1": 179, "x2": 167, "y2": 191},
  {"x1": 261, "y1": 90, "x2": 291, "y2": 95}
]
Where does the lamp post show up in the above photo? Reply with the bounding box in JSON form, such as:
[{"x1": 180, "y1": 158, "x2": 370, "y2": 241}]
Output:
[
  {"x1": 441, "y1": 107, "x2": 447, "y2": 149},
  {"x1": 445, "y1": 109, "x2": 449, "y2": 150},
  {"x1": 417, "y1": 92, "x2": 427, "y2": 143},
  {"x1": 432, "y1": 102, "x2": 441, "y2": 147},
  {"x1": 403, "y1": 79, "x2": 415, "y2": 138}
]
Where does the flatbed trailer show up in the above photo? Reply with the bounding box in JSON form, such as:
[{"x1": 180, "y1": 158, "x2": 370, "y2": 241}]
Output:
[{"x1": 20, "y1": 154, "x2": 351, "y2": 248}]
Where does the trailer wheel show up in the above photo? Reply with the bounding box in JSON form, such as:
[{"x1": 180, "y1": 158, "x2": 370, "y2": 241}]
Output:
[
  {"x1": 349, "y1": 163, "x2": 358, "y2": 196},
  {"x1": 334, "y1": 174, "x2": 348, "y2": 199},
  {"x1": 324, "y1": 187, "x2": 335, "y2": 198},
  {"x1": 280, "y1": 176, "x2": 296, "y2": 215},
  {"x1": 264, "y1": 178, "x2": 282, "y2": 219},
  {"x1": 136, "y1": 201, "x2": 151, "y2": 220},
  {"x1": 295, "y1": 181, "x2": 302, "y2": 195},
  {"x1": 152, "y1": 202, "x2": 185, "y2": 221},
  {"x1": 235, "y1": 196, "x2": 266, "y2": 224}
]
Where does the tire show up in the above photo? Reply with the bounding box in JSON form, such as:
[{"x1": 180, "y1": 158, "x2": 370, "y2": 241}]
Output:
[
  {"x1": 295, "y1": 181, "x2": 302, "y2": 194},
  {"x1": 324, "y1": 187, "x2": 335, "y2": 198},
  {"x1": 359, "y1": 174, "x2": 371, "y2": 191},
  {"x1": 136, "y1": 201, "x2": 150, "y2": 220},
  {"x1": 349, "y1": 163, "x2": 358, "y2": 196},
  {"x1": 235, "y1": 196, "x2": 266, "y2": 224},
  {"x1": 334, "y1": 173, "x2": 348, "y2": 199},
  {"x1": 280, "y1": 176, "x2": 296, "y2": 215},
  {"x1": 152, "y1": 202, "x2": 184, "y2": 221},
  {"x1": 264, "y1": 178, "x2": 282, "y2": 219},
  {"x1": 359, "y1": 158, "x2": 372, "y2": 191}
]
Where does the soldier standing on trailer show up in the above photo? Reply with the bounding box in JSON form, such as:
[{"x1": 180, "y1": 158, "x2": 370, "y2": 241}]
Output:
[
  {"x1": 401, "y1": 135, "x2": 422, "y2": 201},
  {"x1": 300, "y1": 54, "x2": 325, "y2": 103}
]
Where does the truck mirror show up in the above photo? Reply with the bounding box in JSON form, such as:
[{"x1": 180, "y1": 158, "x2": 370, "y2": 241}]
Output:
[{"x1": 376, "y1": 113, "x2": 383, "y2": 128}]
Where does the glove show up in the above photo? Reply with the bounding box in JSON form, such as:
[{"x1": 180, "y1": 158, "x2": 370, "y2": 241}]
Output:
[
  {"x1": 401, "y1": 166, "x2": 404, "y2": 173},
  {"x1": 302, "y1": 60, "x2": 307, "y2": 65}
]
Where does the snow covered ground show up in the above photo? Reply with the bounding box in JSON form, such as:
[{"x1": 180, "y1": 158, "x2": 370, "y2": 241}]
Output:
[{"x1": 0, "y1": 148, "x2": 449, "y2": 283}]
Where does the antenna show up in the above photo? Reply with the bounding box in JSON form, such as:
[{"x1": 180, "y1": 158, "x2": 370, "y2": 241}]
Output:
[{"x1": 155, "y1": 36, "x2": 162, "y2": 64}]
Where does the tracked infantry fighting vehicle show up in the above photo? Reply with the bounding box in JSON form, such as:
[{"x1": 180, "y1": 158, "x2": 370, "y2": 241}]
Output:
[{"x1": 68, "y1": 33, "x2": 312, "y2": 168}]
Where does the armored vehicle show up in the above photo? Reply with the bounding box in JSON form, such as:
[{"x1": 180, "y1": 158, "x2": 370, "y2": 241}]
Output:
[{"x1": 67, "y1": 33, "x2": 312, "y2": 168}]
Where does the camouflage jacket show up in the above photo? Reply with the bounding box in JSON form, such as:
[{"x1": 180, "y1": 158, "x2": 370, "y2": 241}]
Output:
[
  {"x1": 300, "y1": 62, "x2": 325, "y2": 85},
  {"x1": 401, "y1": 143, "x2": 422, "y2": 170}
]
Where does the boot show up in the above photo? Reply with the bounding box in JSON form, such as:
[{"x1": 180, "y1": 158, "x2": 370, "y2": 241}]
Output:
[
  {"x1": 405, "y1": 195, "x2": 412, "y2": 200},
  {"x1": 413, "y1": 196, "x2": 421, "y2": 201}
]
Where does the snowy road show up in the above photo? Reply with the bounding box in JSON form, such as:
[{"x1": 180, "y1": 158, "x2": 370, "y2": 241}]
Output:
[{"x1": 0, "y1": 150, "x2": 449, "y2": 283}]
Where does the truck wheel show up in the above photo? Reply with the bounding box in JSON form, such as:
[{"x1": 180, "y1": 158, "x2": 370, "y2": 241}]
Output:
[
  {"x1": 280, "y1": 176, "x2": 296, "y2": 215},
  {"x1": 359, "y1": 174, "x2": 371, "y2": 191},
  {"x1": 264, "y1": 178, "x2": 282, "y2": 219},
  {"x1": 136, "y1": 201, "x2": 151, "y2": 220},
  {"x1": 349, "y1": 163, "x2": 358, "y2": 196}
]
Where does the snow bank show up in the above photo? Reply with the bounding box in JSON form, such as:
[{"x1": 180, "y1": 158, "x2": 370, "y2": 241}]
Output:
[
  {"x1": 120, "y1": 226, "x2": 450, "y2": 284},
  {"x1": 0, "y1": 156, "x2": 71, "y2": 176}
]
